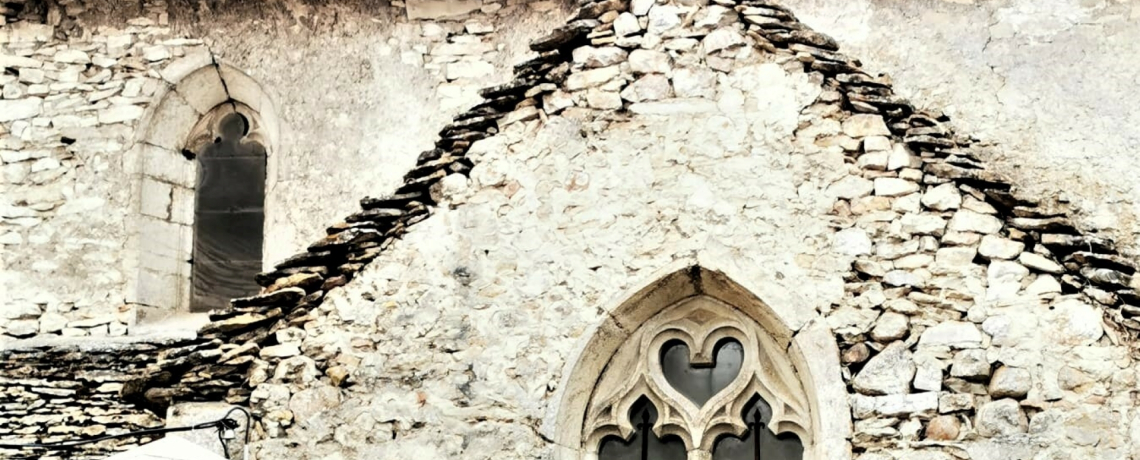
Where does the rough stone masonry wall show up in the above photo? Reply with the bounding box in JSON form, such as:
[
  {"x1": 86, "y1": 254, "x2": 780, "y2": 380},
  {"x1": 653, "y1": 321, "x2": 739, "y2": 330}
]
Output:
[
  {"x1": 0, "y1": 0, "x2": 569, "y2": 340},
  {"x1": 0, "y1": 334, "x2": 203, "y2": 460},
  {"x1": 2, "y1": 1, "x2": 1139, "y2": 460},
  {"x1": 102, "y1": 0, "x2": 1140, "y2": 460}
]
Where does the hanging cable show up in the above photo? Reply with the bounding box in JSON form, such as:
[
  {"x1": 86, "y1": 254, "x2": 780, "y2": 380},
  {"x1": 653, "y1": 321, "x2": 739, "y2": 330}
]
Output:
[{"x1": 0, "y1": 407, "x2": 253, "y2": 460}]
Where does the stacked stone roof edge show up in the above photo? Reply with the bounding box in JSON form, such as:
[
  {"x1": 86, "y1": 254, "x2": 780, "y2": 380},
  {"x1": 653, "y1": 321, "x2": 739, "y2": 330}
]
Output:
[
  {"x1": 6, "y1": 0, "x2": 1138, "y2": 455},
  {"x1": 126, "y1": 0, "x2": 1140, "y2": 413}
]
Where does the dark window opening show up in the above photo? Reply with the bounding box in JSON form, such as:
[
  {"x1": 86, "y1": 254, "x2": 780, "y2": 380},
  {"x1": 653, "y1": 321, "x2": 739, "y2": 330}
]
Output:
[
  {"x1": 598, "y1": 398, "x2": 688, "y2": 460},
  {"x1": 712, "y1": 395, "x2": 804, "y2": 460},
  {"x1": 190, "y1": 111, "x2": 265, "y2": 312},
  {"x1": 660, "y1": 338, "x2": 744, "y2": 407}
]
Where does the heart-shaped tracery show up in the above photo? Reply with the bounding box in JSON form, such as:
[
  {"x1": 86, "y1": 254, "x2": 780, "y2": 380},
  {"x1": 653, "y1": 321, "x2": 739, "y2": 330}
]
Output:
[{"x1": 660, "y1": 338, "x2": 743, "y2": 407}]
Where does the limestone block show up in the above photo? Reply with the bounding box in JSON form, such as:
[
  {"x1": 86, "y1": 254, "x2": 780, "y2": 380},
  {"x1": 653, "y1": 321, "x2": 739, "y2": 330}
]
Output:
[
  {"x1": 851, "y1": 392, "x2": 938, "y2": 419},
  {"x1": 857, "y1": 151, "x2": 889, "y2": 170},
  {"x1": 0, "y1": 98, "x2": 42, "y2": 122},
  {"x1": 702, "y1": 28, "x2": 744, "y2": 54},
  {"x1": 950, "y1": 349, "x2": 990, "y2": 380},
  {"x1": 143, "y1": 45, "x2": 172, "y2": 62},
  {"x1": 18, "y1": 68, "x2": 45, "y2": 84},
  {"x1": 830, "y1": 175, "x2": 874, "y2": 200},
  {"x1": 406, "y1": 0, "x2": 481, "y2": 19},
  {"x1": 672, "y1": 67, "x2": 717, "y2": 98},
  {"x1": 99, "y1": 104, "x2": 146, "y2": 125},
  {"x1": 925, "y1": 415, "x2": 960, "y2": 441},
  {"x1": 919, "y1": 321, "x2": 983, "y2": 349},
  {"x1": 614, "y1": 13, "x2": 641, "y2": 36},
  {"x1": 161, "y1": 47, "x2": 214, "y2": 85},
  {"x1": 874, "y1": 178, "x2": 919, "y2": 197},
  {"x1": 853, "y1": 341, "x2": 916, "y2": 395},
  {"x1": 948, "y1": 210, "x2": 1002, "y2": 234},
  {"x1": 834, "y1": 228, "x2": 872, "y2": 256},
  {"x1": 887, "y1": 144, "x2": 918, "y2": 170},
  {"x1": 620, "y1": 74, "x2": 671, "y2": 102},
  {"x1": 1052, "y1": 299, "x2": 1102, "y2": 346},
  {"x1": 142, "y1": 144, "x2": 195, "y2": 188},
  {"x1": 870, "y1": 312, "x2": 909, "y2": 342},
  {"x1": 140, "y1": 178, "x2": 172, "y2": 219},
  {"x1": 842, "y1": 114, "x2": 891, "y2": 137},
  {"x1": 585, "y1": 89, "x2": 622, "y2": 109},
  {"x1": 52, "y1": 49, "x2": 90, "y2": 64},
  {"x1": 572, "y1": 46, "x2": 628, "y2": 68},
  {"x1": 170, "y1": 186, "x2": 194, "y2": 225},
  {"x1": 978, "y1": 235, "x2": 1023, "y2": 260},
  {"x1": 900, "y1": 213, "x2": 947, "y2": 235},
  {"x1": 975, "y1": 399, "x2": 1028, "y2": 437},
  {"x1": 0, "y1": 54, "x2": 44, "y2": 68},
  {"x1": 988, "y1": 366, "x2": 1032, "y2": 399},
  {"x1": 627, "y1": 98, "x2": 717, "y2": 115},
  {"x1": 134, "y1": 269, "x2": 180, "y2": 308},
  {"x1": 631, "y1": 0, "x2": 653, "y2": 15},
  {"x1": 1018, "y1": 252, "x2": 1063, "y2": 274},
  {"x1": 565, "y1": 65, "x2": 621, "y2": 91},
  {"x1": 986, "y1": 260, "x2": 1029, "y2": 300},
  {"x1": 142, "y1": 90, "x2": 200, "y2": 151},
  {"x1": 647, "y1": 4, "x2": 682, "y2": 35},
  {"x1": 445, "y1": 60, "x2": 494, "y2": 80}
]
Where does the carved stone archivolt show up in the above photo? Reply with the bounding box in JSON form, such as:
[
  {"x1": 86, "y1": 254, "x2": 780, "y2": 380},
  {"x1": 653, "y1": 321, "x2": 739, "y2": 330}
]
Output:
[{"x1": 583, "y1": 296, "x2": 813, "y2": 454}]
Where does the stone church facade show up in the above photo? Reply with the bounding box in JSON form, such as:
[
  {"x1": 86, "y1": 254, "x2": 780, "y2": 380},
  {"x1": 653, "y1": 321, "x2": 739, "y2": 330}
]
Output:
[{"x1": 2, "y1": 0, "x2": 1140, "y2": 459}]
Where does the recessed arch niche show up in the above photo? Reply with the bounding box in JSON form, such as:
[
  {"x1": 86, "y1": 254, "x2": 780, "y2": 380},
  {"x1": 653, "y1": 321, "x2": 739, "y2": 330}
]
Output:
[
  {"x1": 124, "y1": 60, "x2": 279, "y2": 319},
  {"x1": 552, "y1": 265, "x2": 851, "y2": 460}
]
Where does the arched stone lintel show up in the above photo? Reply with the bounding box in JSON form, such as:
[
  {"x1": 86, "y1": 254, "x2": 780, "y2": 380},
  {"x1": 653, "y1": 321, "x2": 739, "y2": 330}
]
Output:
[
  {"x1": 124, "y1": 61, "x2": 279, "y2": 320},
  {"x1": 548, "y1": 259, "x2": 851, "y2": 460},
  {"x1": 136, "y1": 60, "x2": 280, "y2": 157}
]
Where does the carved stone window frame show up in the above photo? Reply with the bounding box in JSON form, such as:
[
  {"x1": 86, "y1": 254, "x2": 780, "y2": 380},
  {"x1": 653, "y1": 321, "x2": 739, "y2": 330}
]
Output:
[
  {"x1": 551, "y1": 263, "x2": 852, "y2": 460},
  {"x1": 124, "y1": 59, "x2": 279, "y2": 323}
]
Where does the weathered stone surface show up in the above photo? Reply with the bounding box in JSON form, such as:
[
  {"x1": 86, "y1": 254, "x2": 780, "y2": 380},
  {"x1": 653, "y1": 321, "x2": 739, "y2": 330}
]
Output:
[
  {"x1": 853, "y1": 341, "x2": 916, "y2": 395},
  {"x1": 950, "y1": 349, "x2": 990, "y2": 380},
  {"x1": 978, "y1": 235, "x2": 1024, "y2": 260},
  {"x1": 1018, "y1": 252, "x2": 1064, "y2": 274},
  {"x1": 0, "y1": 98, "x2": 42, "y2": 122},
  {"x1": 842, "y1": 114, "x2": 891, "y2": 137},
  {"x1": 988, "y1": 366, "x2": 1031, "y2": 399},
  {"x1": 919, "y1": 321, "x2": 983, "y2": 349},
  {"x1": 870, "y1": 312, "x2": 909, "y2": 342},
  {"x1": 948, "y1": 210, "x2": 1003, "y2": 234},
  {"x1": 925, "y1": 415, "x2": 961, "y2": 441},
  {"x1": 852, "y1": 392, "x2": 939, "y2": 419},
  {"x1": 976, "y1": 399, "x2": 1028, "y2": 437},
  {"x1": 875, "y1": 178, "x2": 919, "y2": 197},
  {"x1": 572, "y1": 46, "x2": 628, "y2": 68}
]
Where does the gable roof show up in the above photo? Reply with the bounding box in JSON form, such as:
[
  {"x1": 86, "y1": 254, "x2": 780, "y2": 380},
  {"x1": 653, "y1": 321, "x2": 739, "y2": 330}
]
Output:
[{"x1": 125, "y1": 0, "x2": 1139, "y2": 412}]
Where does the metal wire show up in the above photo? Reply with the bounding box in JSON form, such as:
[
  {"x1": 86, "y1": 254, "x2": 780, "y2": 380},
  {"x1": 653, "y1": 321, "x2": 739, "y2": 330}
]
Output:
[{"x1": 0, "y1": 407, "x2": 253, "y2": 459}]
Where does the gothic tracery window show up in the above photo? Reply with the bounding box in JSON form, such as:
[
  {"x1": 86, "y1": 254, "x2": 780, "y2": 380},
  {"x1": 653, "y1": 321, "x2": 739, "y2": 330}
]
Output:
[
  {"x1": 187, "y1": 107, "x2": 266, "y2": 312},
  {"x1": 586, "y1": 296, "x2": 809, "y2": 460}
]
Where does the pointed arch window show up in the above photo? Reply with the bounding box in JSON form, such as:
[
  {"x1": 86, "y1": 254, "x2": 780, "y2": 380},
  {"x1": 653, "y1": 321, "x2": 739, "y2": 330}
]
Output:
[
  {"x1": 584, "y1": 296, "x2": 810, "y2": 460},
  {"x1": 187, "y1": 106, "x2": 266, "y2": 312}
]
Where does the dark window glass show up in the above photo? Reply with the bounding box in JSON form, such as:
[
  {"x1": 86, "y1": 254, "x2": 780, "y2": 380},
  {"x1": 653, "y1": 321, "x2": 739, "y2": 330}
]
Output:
[
  {"x1": 598, "y1": 398, "x2": 688, "y2": 460},
  {"x1": 712, "y1": 395, "x2": 804, "y2": 460},
  {"x1": 661, "y1": 339, "x2": 743, "y2": 407},
  {"x1": 190, "y1": 112, "x2": 265, "y2": 312}
]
